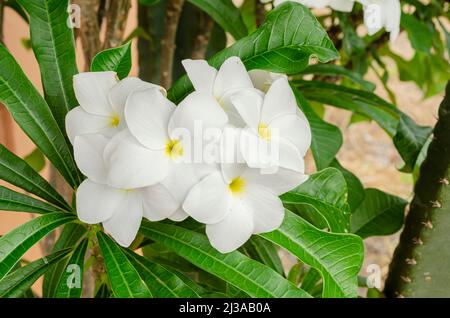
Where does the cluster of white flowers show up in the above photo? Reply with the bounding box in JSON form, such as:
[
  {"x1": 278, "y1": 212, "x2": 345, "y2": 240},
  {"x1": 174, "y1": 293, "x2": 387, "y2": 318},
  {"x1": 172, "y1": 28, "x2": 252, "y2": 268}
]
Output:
[
  {"x1": 268, "y1": 0, "x2": 401, "y2": 42},
  {"x1": 66, "y1": 57, "x2": 311, "y2": 253}
]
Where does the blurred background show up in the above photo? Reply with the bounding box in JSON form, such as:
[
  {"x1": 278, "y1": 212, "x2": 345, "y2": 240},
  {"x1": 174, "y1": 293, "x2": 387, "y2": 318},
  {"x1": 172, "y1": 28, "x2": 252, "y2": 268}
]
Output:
[{"x1": 0, "y1": 0, "x2": 446, "y2": 295}]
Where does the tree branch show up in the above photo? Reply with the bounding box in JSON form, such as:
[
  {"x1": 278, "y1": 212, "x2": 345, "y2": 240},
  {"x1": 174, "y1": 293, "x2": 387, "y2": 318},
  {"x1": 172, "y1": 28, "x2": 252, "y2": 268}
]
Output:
[
  {"x1": 190, "y1": 12, "x2": 214, "y2": 60},
  {"x1": 160, "y1": 0, "x2": 185, "y2": 88},
  {"x1": 102, "y1": 0, "x2": 131, "y2": 50}
]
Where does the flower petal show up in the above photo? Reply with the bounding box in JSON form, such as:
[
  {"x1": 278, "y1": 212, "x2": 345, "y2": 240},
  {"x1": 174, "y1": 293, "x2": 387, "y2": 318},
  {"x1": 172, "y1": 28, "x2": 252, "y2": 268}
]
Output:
[
  {"x1": 229, "y1": 88, "x2": 263, "y2": 130},
  {"x1": 73, "y1": 72, "x2": 117, "y2": 116},
  {"x1": 168, "y1": 208, "x2": 189, "y2": 222},
  {"x1": 182, "y1": 59, "x2": 217, "y2": 93},
  {"x1": 104, "y1": 130, "x2": 169, "y2": 189},
  {"x1": 169, "y1": 92, "x2": 228, "y2": 136},
  {"x1": 125, "y1": 88, "x2": 174, "y2": 150},
  {"x1": 140, "y1": 184, "x2": 179, "y2": 221},
  {"x1": 278, "y1": 139, "x2": 306, "y2": 172},
  {"x1": 261, "y1": 77, "x2": 298, "y2": 123},
  {"x1": 248, "y1": 70, "x2": 287, "y2": 93},
  {"x1": 213, "y1": 57, "x2": 253, "y2": 98},
  {"x1": 162, "y1": 162, "x2": 200, "y2": 204},
  {"x1": 109, "y1": 77, "x2": 166, "y2": 115},
  {"x1": 74, "y1": 134, "x2": 109, "y2": 183},
  {"x1": 269, "y1": 114, "x2": 311, "y2": 156},
  {"x1": 102, "y1": 191, "x2": 143, "y2": 247},
  {"x1": 65, "y1": 106, "x2": 112, "y2": 144},
  {"x1": 183, "y1": 171, "x2": 231, "y2": 224},
  {"x1": 76, "y1": 179, "x2": 123, "y2": 224},
  {"x1": 242, "y1": 184, "x2": 284, "y2": 234},
  {"x1": 242, "y1": 167, "x2": 309, "y2": 196},
  {"x1": 206, "y1": 199, "x2": 253, "y2": 253}
]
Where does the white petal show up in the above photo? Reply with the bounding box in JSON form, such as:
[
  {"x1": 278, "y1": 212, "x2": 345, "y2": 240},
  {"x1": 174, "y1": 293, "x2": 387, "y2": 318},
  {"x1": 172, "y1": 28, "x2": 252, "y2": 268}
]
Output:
[
  {"x1": 242, "y1": 184, "x2": 284, "y2": 234},
  {"x1": 206, "y1": 199, "x2": 253, "y2": 253},
  {"x1": 221, "y1": 162, "x2": 246, "y2": 184},
  {"x1": 169, "y1": 92, "x2": 228, "y2": 136},
  {"x1": 125, "y1": 88, "x2": 174, "y2": 149},
  {"x1": 242, "y1": 167, "x2": 309, "y2": 196},
  {"x1": 240, "y1": 129, "x2": 280, "y2": 169},
  {"x1": 73, "y1": 72, "x2": 117, "y2": 116},
  {"x1": 168, "y1": 208, "x2": 189, "y2": 222},
  {"x1": 261, "y1": 77, "x2": 298, "y2": 124},
  {"x1": 183, "y1": 172, "x2": 231, "y2": 224},
  {"x1": 269, "y1": 114, "x2": 312, "y2": 156},
  {"x1": 65, "y1": 106, "x2": 112, "y2": 144},
  {"x1": 182, "y1": 59, "x2": 217, "y2": 93},
  {"x1": 248, "y1": 70, "x2": 287, "y2": 93},
  {"x1": 74, "y1": 134, "x2": 109, "y2": 184},
  {"x1": 219, "y1": 126, "x2": 245, "y2": 166},
  {"x1": 140, "y1": 184, "x2": 179, "y2": 221},
  {"x1": 104, "y1": 130, "x2": 169, "y2": 189},
  {"x1": 329, "y1": 0, "x2": 355, "y2": 12},
  {"x1": 102, "y1": 191, "x2": 143, "y2": 247},
  {"x1": 278, "y1": 139, "x2": 306, "y2": 172},
  {"x1": 109, "y1": 77, "x2": 166, "y2": 115},
  {"x1": 76, "y1": 179, "x2": 124, "y2": 224},
  {"x1": 213, "y1": 57, "x2": 253, "y2": 98},
  {"x1": 162, "y1": 162, "x2": 200, "y2": 204},
  {"x1": 229, "y1": 88, "x2": 263, "y2": 130}
]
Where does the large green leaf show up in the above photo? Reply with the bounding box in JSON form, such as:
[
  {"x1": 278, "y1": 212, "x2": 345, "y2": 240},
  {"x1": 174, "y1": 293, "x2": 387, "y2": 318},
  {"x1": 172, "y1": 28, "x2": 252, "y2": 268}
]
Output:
[
  {"x1": 17, "y1": 0, "x2": 79, "y2": 132},
  {"x1": 293, "y1": 87, "x2": 342, "y2": 170},
  {"x1": 43, "y1": 223, "x2": 87, "y2": 297},
  {"x1": 140, "y1": 221, "x2": 311, "y2": 298},
  {"x1": 53, "y1": 239, "x2": 88, "y2": 298},
  {"x1": 351, "y1": 188, "x2": 407, "y2": 238},
  {"x1": 241, "y1": 236, "x2": 284, "y2": 276},
  {"x1": 97, "y1": 232, "x2": 152, "y2": 298},
  {"x1": 0, "y1": 145, "x2": 69, "y2": 209},
  {"x1": 0, "y1": 249, "x2": 72, "y2": 298},
  {"x1": 262, "y1": 210, "x2": 364, "y2": 298},
  {"x1": 187, "y1": 0, "x2": 247, "y2": 40},
  {"x1": 168, "y1": 2, "x2": 339, "y2": 103},
  {"x1": 330, "y1": 159, "x2": 365, "y2": 212},
  {"x1": 123, "y1": 249, "x2": 200, "y2": 298},
  {"x1": 0, "y1": 45, "x2": 81, "y2": 188},
  {"x1": 0, "y1": 186, "x2": 65, "y2": 214},
  {"x1": 0, "y1": 212, "x2": 76, "y2": 280},
  {"x1": 281, "y1": 168, "x2": 351, "y2": 233},
  {"x1": 91, "y1": 42, "x2": 132, "y2": 80}
]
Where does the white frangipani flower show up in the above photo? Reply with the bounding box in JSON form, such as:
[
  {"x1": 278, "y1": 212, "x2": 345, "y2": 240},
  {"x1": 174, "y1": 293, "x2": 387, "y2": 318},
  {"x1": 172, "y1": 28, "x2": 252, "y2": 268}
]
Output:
[
  {"x1": 104, "y1": 87, "x2": 228, "y2": 221},
  {"x1": 182, "y1": 56, "x2": 256, "y2": 126},
  {"x1": 66, "y1": 71, "x2": 164, "y2": 143},
  {"x1": 74, "y1": 134, "x2": 179, "y2": 247},
  {"x1": 248, "y1": 70, "x2": 288, "y2": 93},
  {"x1": 183, "y1": 163, "x2": 307, "y2": 253},
  {"x1": 229, "y1": 77, "x2": 311, "y2": 172}
]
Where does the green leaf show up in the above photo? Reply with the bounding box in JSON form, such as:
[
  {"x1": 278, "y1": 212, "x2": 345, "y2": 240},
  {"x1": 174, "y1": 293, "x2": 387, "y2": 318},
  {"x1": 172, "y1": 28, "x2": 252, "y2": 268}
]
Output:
[
  {"x1": 0, "y1": 45, "x2": 82, "y2": 188},
  {"x1": 0, "y1": 249, "x2": 72, "y2": 298},
  {"x1": 187, "y1": 0, "x2": 248, "y2": 40},
  {"x1": 281, "y1": 168, "x2": 351, "y2": 233},
  {"x1": 168, "y1": 2, "x2": 339, "y2": 103},
  {"x1": 240, "y1": 0, "x2": 257, "y2": 34},
  {"x1": 17, "y1": 0, "x2": 79, "y2": 132},
  {"x1": 91, "y1": 42, "x2": 132, "y2": 80},
  {"x1": 351, "y1": 188, "x2": 407, "y2": 238},
  {"x1": 300, "y1": 267, "x2": 322, "y2": 294},
  {"x1": 43, "y1": 223, "x2": 87, "y2": 297},
  {"x1": 0, "y1": 212, "x2": 76, "y2": 280},
  {"x1": 23, "y1": 148, "x2": 46, "y2": 173},
  {"x1": 299, "y1": 64, "x2": 376, "y2": 91},
  {"x1": 123, "y1": 249, "x2": 200, "y2": 298},
  {"x1": 393, "y1": 114, "x2": 433, "y2": 173},
  {"x1": 262, "y1": 210, "x2": 364, "y2": 298},
  {"x1": 401, "y1": 13, "x2": 434, "y2": 53},
  {"x1": 293, "y1": 87, "x2": 342, "y2": 170},
  {"x1": 330, "y1": 159, "x2": 365, "y2": 212},
  {"x1": 241, "y1": 236, "x2": 284, "y2": 276},
  {"x1": 140, "y1": 221, "x2": 311, "y2": 298},
  {"x1": 294, "y1": 80, "x2": 399, "y2": 136},
  {"x1": 97, "y1": 232, "x2": 152, "y2": 298},
  {"x1": 0, "y1": 145, "x2": 69, "y2": 211},
  {"x1": 0, "y1": 186, "x2": 64, "y2": 214},
  {"x1": 5, "y1": 0, "x2": 29, "y2": 23},
  {"x1": 139, "y1": 0, "x2": 160, "y2": 5},
  {"x1": 53, "y1": 239, "x2": 88, "y2": 298}
]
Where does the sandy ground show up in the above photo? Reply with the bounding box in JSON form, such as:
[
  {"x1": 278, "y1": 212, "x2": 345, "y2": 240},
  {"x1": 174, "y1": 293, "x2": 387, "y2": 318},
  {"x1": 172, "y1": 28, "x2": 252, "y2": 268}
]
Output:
[{"x1": 0, "y1": 1, "x2": 446, "y2": 295}]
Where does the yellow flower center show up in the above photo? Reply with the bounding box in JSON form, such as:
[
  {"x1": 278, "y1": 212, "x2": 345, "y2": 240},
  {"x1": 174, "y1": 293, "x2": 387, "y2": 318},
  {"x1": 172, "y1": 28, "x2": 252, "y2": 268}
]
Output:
[
  {"x1": 229, "y1": 177, "x2": 245, "y2": 195},
  {"x1": 109, "y1": 114, "x2": 120, "y2": 127},
  {"x1": 258, "y1": 123, "x2": 271, "y2": 140},
  {"x1": 165, "y1": 139, "x2": 184, "y2": 158}
]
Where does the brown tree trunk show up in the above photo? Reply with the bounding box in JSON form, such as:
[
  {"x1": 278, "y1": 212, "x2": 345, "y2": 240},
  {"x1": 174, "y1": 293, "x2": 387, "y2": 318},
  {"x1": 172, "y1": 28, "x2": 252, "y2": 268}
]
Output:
[{"x1": 102, "y1": 0, "x2": 131, "y2": 50}]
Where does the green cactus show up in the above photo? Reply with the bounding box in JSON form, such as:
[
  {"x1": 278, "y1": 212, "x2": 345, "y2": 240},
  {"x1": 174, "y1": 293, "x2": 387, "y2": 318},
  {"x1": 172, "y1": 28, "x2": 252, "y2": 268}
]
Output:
[{"x1": 385, "y1": 81, "x2": 450, "y2": 297}]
